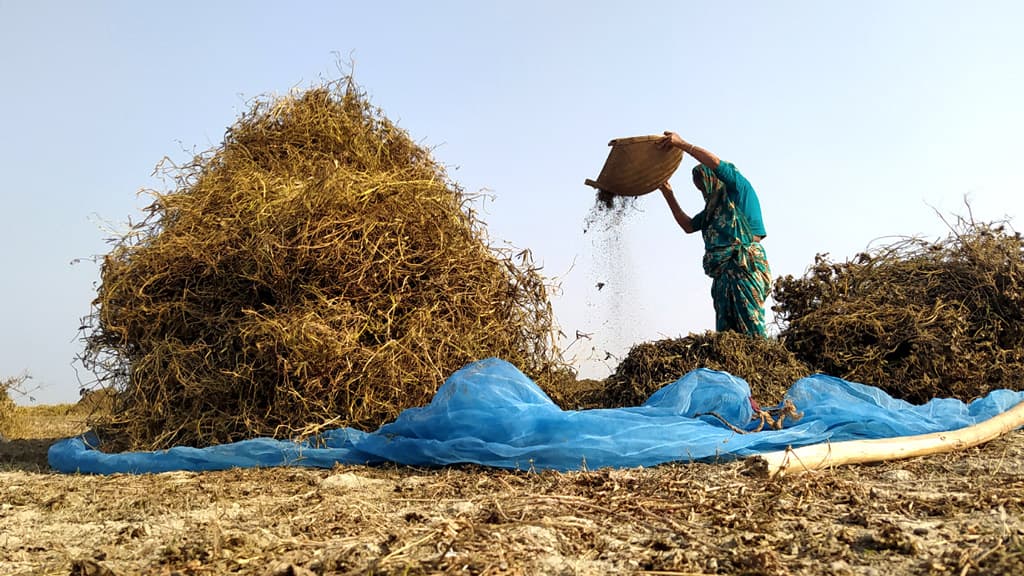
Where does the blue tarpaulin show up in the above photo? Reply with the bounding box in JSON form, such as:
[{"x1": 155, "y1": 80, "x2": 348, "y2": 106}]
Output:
[{"x1": 48, "y1": 357, "x2": 1024, "y2": 474}]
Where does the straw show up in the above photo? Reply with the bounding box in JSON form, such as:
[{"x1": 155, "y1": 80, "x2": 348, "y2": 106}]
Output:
[{"x1": 79, "y1": 76, "x2": 570, "y2": 451}]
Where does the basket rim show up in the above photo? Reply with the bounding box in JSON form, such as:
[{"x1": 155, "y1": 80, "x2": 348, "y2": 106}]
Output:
[{"x1": 607, "y1": 134, "x2": 665, "y2": 146}]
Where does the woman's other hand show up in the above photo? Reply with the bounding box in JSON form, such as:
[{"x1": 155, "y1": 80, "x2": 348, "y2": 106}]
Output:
[{"x1": 659, "y1": 131, "x2": 688, "y2": 150}]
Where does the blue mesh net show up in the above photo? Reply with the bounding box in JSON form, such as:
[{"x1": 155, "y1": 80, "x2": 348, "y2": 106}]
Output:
[{"x1": 49, "y1": 357, "x2": 1024, "y2": 474}]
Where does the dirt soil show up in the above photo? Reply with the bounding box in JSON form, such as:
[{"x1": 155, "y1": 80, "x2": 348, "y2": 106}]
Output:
[{"x1": 1, "y1": 408, "x2": 1022, "y2": 576}]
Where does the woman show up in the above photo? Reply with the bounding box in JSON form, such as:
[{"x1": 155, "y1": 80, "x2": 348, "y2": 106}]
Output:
[{"x1": 657, "y1": 131, "x2": 771, "y2": 337}]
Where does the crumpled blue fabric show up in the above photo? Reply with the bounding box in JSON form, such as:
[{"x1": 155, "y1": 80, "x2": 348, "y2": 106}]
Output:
[{"x1": 48, "y1": 357, "x2": 1024, "y2": 474}]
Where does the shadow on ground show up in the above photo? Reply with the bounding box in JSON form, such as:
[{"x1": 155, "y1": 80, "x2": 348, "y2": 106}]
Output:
[{"x1": 0, "y1": 438, "x2": 59, "y2": 472}]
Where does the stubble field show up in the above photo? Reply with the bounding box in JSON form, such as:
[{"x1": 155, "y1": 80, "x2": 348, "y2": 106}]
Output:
[{"x1": 1, "y1": 403, "x2": 1022, "y2": 576}]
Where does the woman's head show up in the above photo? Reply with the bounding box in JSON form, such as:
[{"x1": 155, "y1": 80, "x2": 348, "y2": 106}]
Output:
[{"x1": 691, "y1": 165, "x2": 723, "y2": 201}]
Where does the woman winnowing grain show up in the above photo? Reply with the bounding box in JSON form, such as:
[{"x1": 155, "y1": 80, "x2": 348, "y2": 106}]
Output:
[{"x1": 657, "y1": 131, "x2": 771, "y2": 337}]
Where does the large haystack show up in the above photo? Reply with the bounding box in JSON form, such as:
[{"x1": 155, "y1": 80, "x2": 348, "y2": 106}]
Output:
[
  {"x1": 597, "y1": 331, "x2": 809, "y2": 408},
  {"x1": 773, "y1": 217, "x2": 1024, "y2": 403},
  {"x1": 80, "y1": 77, "x2": 564, "y2": 450}
]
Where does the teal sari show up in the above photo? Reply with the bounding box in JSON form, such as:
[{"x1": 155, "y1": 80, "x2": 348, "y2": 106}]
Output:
[{"x1": 693, "y1": 165, "x2": 771, "y2": 337}]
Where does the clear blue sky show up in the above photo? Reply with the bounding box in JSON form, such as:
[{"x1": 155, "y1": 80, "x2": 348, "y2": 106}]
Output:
[{"x1": 2, "y1": 1, "x2": 1023, "y2": 404}]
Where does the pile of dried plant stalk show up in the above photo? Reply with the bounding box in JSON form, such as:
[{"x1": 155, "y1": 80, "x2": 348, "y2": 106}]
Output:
[
  {"x1": 79, "y1": 76, "x2": 566, "y2": 451},
  {"x1": 0, "y1": 378, "x2": 14, "y2": 438},
  {"x1": 597, "y1": 331, "x2": 809, "y2": 408},
  {"x1": 773, "y1": 215, "x2": 1024, "y2": 403}
]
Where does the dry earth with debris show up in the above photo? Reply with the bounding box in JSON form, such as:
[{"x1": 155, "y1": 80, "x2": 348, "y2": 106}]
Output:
[{"x1": 2, "y1": 406, "x2": 1022, "y2": 576}]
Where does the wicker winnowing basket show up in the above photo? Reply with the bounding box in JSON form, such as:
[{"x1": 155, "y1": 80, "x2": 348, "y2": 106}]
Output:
[{"x1": 584, "y1": 135, "x2": 684, "y2": 197}]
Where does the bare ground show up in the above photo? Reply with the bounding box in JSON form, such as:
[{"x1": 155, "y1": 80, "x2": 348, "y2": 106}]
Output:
[{"x1": 1, "y1": 407, "x2": 1022, "y2": 576}]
